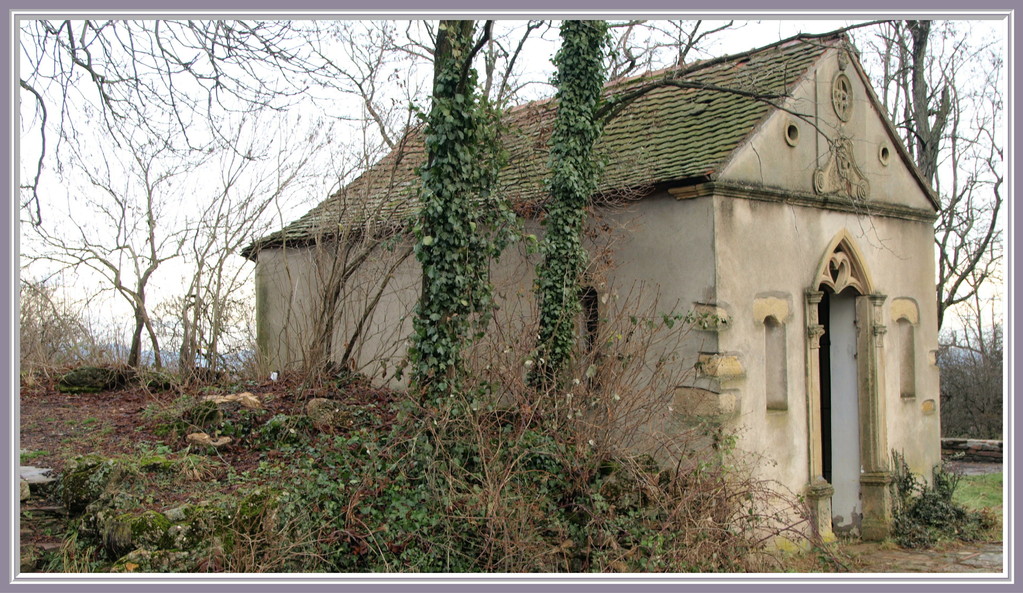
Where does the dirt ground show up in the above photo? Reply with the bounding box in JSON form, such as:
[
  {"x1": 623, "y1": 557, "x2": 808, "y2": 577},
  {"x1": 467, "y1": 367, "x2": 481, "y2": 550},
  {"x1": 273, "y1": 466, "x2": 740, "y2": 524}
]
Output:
[
  {"x1": 17, "y1": 373, "x2": 1004, "y2": 575},
  {"x1": 19, "y1": 373, "x2": 302, "y2": 476},
  {"x1": 18, "y1": 372, "x2": 398, "y2": 563}
]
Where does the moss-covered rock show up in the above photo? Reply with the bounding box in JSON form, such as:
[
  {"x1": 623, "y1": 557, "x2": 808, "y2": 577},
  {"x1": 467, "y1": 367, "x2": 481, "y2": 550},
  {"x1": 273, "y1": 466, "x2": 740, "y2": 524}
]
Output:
[
  {"x1": 164, "y1": 503, "x2": 232, "y2": 549},
  {"x1": 232, "y1": 489, "x2": 280, "y2": 535},
  {"x1": 59, "y1": 457, "x2": 124, "y2": 515},
  {"x1": 140, "y1": 369, "x2": 176, "y2": 391},
  {"x1": 56, "y1": 366, "x2": 134, "y2": 393},
  {"x1": 137, "y1": 455, "x2": 174, "y2": 473},
  {"x1": 130, "y1": 511, "x2": 172, "y2": 549},
  {"x1": 88, "y1": 506, "x2": 151, "y2": 556},
  {"x1": 110, "y1": 548, "x2": 194, "y2": 573}
]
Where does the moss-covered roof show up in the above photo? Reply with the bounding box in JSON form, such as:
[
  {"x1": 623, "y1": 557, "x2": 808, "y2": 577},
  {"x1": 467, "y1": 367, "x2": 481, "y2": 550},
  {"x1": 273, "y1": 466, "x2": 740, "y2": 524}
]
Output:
[{"x1": 245, "y1": 32, "x2": 841, "y2": 257}]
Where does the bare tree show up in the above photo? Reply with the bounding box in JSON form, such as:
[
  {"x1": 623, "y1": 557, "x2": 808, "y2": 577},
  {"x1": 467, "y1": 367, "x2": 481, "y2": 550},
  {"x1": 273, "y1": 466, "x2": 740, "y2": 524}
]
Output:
[
  {"x1": 855, "y1": 20, "x2": 1004, "y2": 329},
  {"x1": 18, "y1": 276, "x2": 93, "y2": 371},
  {"x1": 18, "y1": 20, "x2": 333, "y2": 225},
  {"x1": 19, "y1": 19, "x2": 415, "y2": 375},
  {"x1": 24, "y1": 133, "x2": 189, "y2": 368},
  {"x1": 606, "y1": 20, "x2": 736, "y2": 80},
  {"x1": 177, "y1": 114, "x2": 331, "y2": 375}
]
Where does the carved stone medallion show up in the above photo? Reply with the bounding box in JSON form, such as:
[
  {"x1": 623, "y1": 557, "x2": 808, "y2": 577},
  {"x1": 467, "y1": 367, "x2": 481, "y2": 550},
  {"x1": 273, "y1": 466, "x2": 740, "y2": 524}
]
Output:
[{"x1": 832, "y1": 72, "x2": 852, "y2": 122}]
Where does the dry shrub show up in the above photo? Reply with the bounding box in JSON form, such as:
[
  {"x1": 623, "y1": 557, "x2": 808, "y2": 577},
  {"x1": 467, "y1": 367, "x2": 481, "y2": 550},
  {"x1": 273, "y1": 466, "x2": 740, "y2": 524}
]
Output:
[
  {"x1": 377, "y1": 284, "x2": 811, "y2": 572},
  {"x1": 208, "y1": 287, "x2": 809, "y2": 572},
  {"x1": 18, "y1": 279, "x2": 112, "y2": 375}
]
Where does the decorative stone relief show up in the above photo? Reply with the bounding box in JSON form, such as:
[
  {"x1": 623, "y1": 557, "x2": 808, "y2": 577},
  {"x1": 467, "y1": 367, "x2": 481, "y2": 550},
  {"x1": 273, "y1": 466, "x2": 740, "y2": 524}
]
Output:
[
  {"x1": 807, "y1": 325, "x2": 825, "y2": 349},
  {"x1": 870, "y1": 294, "x2": 888, "y2": 344},
  {"x1": 814, "y1": 136, "x2": 870, "y2": 200}
]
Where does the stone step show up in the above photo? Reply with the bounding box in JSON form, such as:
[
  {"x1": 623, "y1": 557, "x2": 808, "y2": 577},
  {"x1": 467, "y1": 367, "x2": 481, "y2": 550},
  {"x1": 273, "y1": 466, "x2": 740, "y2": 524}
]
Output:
[{"x1": 20, "y1": 466, "x2": 56, "y2": 485}]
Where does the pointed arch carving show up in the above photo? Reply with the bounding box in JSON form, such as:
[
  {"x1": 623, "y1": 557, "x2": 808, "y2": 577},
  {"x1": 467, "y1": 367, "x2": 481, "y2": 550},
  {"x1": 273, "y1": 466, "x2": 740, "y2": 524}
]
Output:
[{"x1": 814, "y1": 231, "x2": 874, "y2": 295}]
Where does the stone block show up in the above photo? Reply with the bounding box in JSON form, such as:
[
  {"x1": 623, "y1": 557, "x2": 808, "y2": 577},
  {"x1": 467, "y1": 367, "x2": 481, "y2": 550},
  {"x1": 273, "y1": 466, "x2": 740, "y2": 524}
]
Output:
[
  {"x1": 673, "y1": 386, "x2": 739, "y2": 419},
  {"x1": 696, "y1": 353, "x2": 745, "y2": 379}
]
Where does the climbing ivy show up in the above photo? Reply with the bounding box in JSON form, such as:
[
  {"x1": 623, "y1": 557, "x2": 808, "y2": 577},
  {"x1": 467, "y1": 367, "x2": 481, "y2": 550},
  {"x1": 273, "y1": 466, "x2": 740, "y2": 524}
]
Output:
[
  {"x1": 409, "y1": 20, "x2": 511, "y2": 404},
  {"x1": 531, "y1": 20, "x2": 610, "y2": 390}
]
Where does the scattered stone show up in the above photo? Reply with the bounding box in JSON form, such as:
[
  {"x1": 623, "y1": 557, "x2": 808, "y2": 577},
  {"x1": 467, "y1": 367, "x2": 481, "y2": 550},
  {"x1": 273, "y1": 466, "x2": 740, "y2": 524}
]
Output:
[
  {"x1": 20, "y1": 479, "x2": 30, "y2": 502},
  {"x1": 201, "y1": 392, "x2": 262, "y2": 409},
  {"x1": 186, "y1": 433, "x2": 232, "y2": 449},
  {"x1": 305, "y1": 398, "x2": 354, "y2": 430}
]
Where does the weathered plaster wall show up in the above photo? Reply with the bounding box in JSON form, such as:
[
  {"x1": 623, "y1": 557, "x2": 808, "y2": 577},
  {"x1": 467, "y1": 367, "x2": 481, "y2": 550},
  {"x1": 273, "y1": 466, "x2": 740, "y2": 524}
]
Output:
[
  {"x1": 254, "y1": 192, "x2": 717, "y2": 387},
  {"x1": 254, "y1": 242, "x2": 420, "y2": 382},
  {"x1": 255, "y1": 246, "x2": 320, "y2": 369},
  {"x1": 709, "y1": 194, "x2": 941, "y2": 497},
  {"x1": 709, "y1": 43, "x2": 941, "y2": 500}
]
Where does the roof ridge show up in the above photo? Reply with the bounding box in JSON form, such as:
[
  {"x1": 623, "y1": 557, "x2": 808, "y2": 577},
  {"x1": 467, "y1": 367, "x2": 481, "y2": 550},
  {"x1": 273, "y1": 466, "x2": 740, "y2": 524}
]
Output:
[{"x1": 508, "y1": 28, "x2": 847, "y2": 115}]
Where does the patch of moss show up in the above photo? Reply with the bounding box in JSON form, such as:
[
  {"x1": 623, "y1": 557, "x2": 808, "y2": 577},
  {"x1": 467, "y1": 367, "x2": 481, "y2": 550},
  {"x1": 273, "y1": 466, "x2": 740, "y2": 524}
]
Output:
[
  {"x1": 232, "y1": 489, "x2": 280, "y2": 535},
  {"x1": 140, "y1": 370, "x2": 176, "y2": 391},
  {"x1": 130, "y1": 510, "x2": 173, "y2": 549},
  {"x1": 137, "y1": 455, "x2": 174, "y2": 473},
  {"x1": 180, "y1": 503, "x2": 232, "y2": 541},
  {"x1": 56, "y1": 366, "x2": 134, "y2": 394}
]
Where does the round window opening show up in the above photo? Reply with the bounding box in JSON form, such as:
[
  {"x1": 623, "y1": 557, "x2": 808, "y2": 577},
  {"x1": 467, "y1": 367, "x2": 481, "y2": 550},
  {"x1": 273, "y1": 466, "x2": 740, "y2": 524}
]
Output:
[
  {"x1": 879, "y1": 144, "x2": 891, "y2": 166},
  {"x1": 785, "y1": 123, "x2": 800, "y2": 147}
]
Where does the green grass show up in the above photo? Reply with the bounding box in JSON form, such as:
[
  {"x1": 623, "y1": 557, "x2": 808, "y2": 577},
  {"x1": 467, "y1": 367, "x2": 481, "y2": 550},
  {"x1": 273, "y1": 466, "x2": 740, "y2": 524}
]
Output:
[
  {"x1": 20, "y1": 449, "x2": 48, "y2": 464},
  {"x1": 954, "y1": 473, "x2": 1003, "y2": 518}
]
